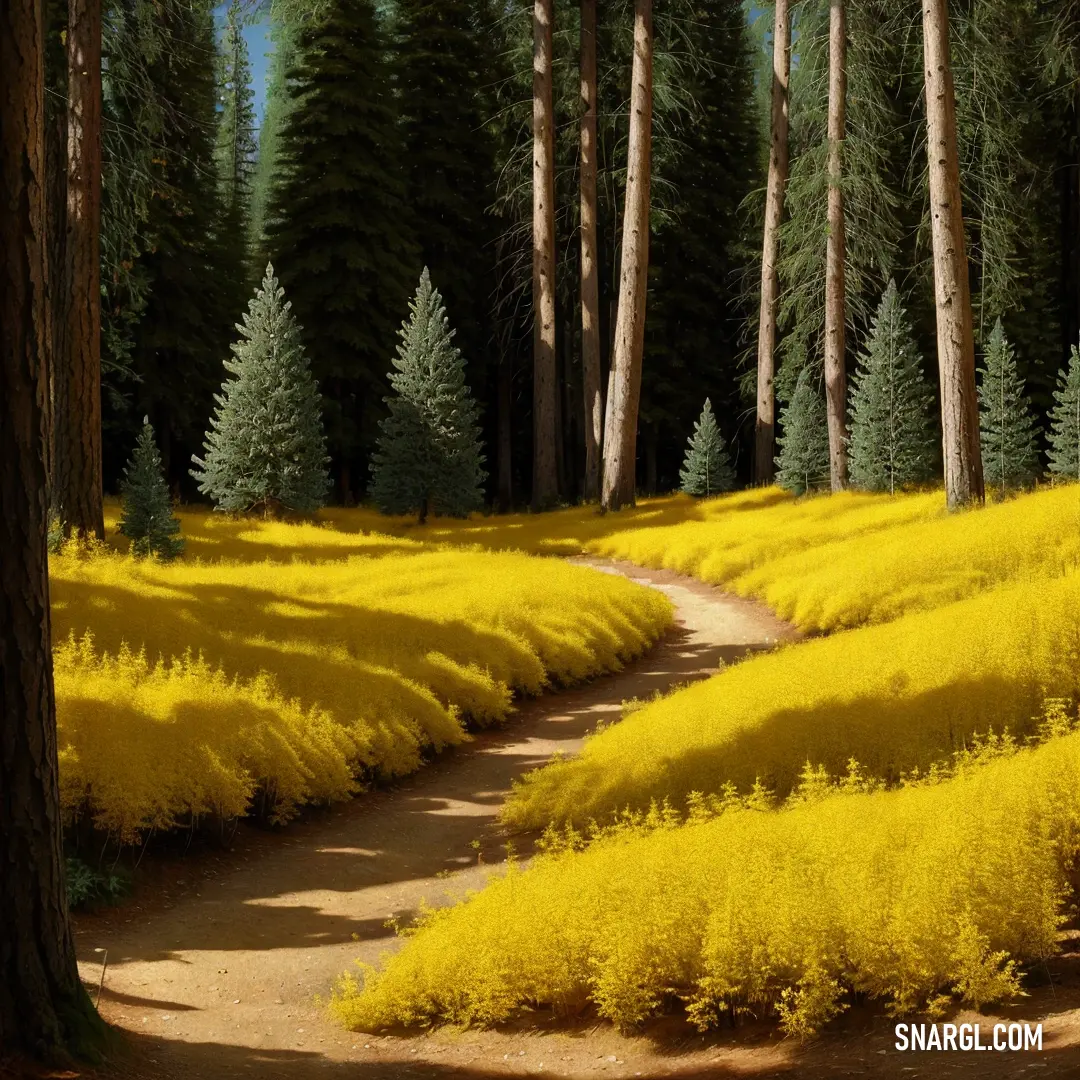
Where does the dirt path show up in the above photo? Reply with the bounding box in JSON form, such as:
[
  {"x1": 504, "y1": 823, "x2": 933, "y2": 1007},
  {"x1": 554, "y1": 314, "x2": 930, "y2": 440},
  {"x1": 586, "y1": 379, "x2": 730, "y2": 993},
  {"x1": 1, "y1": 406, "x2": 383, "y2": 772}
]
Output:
[{"x1": 73, "y1": 561, "x2": 1080, "y2": 1079}]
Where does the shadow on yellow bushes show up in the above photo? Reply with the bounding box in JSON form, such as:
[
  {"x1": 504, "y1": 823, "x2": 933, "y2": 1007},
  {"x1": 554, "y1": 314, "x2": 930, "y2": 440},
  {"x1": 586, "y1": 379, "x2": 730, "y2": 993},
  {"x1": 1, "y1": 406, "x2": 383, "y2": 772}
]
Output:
[
  {"x1": 504, "y1": 570, "x2": 1080, "y2": 829},
  {"x1": 587, "y1": 483, "x2": 1080, "y2": 633},
  {"x1": 333, "y1": 722, "x2": 1080, "y2": 1035},
  {"x1": 52, "y1": 549, "x2": 673, "y2": 840}
]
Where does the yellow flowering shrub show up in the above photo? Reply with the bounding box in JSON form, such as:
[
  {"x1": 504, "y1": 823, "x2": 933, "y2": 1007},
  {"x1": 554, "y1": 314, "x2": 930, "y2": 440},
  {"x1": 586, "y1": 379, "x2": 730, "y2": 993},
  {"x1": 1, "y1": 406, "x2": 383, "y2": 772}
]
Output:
[
  {"x1": 504, "y1": 570, "x2": 1080, "y2": 828},
  {"x1": 333, "y1": 723, "x2": 1080, "y2": 1035},
  {"x1": 55, "y1": 635, "x2": 358, "y2": 841},
  {"x1": 52, "y1": 545, "x2": 672, "y2": 839},
  {"x1": 585, "y1": 484, "x2": 1080, "y2": 633}
]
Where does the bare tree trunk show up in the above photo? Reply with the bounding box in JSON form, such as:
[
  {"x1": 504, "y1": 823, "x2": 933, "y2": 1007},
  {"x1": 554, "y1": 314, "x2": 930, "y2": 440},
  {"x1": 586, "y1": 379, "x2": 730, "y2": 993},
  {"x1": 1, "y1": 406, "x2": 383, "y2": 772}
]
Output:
[
  {"x1": 52, "y1": 0, "x2": 104, "y2": 541},
  {"x1": 1, "y1": 0, "x2": 101, "y2": 1058},
  {"x1": 754, "y1": 0, "x2": 791, "y2": 486},
  {"x1": 531, "y1": 0, "x2": 558, "y2": 510},
  {"x1": 579, "y1": 0, "x2": 602, "y2": 502},
  {"x1": 600, "y1": 0, "x2": 652, "y2": 511},
  {"x1": 824, "y1": 0, "x2": 848, "y2": 491},
  {"x1": 922, "y1": 0, "x2": 984, "y2": 509}
]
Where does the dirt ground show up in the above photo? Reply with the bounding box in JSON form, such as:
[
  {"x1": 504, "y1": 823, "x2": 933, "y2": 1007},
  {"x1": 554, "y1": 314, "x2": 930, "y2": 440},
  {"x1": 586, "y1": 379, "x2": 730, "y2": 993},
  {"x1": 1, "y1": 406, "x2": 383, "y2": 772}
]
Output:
[{"x1": 33, "y1": 561, "x2": 1080, "y2": 1078}]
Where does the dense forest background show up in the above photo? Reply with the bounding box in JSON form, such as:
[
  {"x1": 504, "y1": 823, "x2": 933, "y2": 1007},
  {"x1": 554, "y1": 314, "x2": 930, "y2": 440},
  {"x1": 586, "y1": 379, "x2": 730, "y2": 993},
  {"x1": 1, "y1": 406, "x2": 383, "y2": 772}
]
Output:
[{"x1": 86, "y1": 0, "x2": 1080, "y2": 507}]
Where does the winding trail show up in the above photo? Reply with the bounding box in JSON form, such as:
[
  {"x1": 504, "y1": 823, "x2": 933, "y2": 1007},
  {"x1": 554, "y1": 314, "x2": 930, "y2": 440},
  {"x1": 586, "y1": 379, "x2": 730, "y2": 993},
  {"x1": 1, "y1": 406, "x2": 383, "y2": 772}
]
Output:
[{"x1": 73, "y1": 562, "x2": 1080, "y2": 1079}]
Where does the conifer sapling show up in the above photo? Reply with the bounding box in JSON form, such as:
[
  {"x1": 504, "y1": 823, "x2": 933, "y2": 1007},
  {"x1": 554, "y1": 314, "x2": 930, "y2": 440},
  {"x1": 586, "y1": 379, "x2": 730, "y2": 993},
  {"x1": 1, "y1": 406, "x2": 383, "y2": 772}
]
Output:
[
  {"x1": 370, "y1": 269, "x2": 486, "y2": 523},
  {"x1": 1048, "y1": 344, "x2": 1080, "y2": 481},
  {"x1": 977, "y1": 318, "x2": 1040, "y2": 495},
  {"x1": 847, "y1": 280, "x2": 938, "y2": 494},
  {"x1": 120, "y1": 418, "x2": 184, "y2": 559},
  {"x1": 775, "y1": 367, "x2": 830, "y2": 495},
  {"x1": 191, "y1": 263, "x2": 329, "y2": 515},
  {"x1": 679, "y1": 398, "x2": 735, "y2": 496}
]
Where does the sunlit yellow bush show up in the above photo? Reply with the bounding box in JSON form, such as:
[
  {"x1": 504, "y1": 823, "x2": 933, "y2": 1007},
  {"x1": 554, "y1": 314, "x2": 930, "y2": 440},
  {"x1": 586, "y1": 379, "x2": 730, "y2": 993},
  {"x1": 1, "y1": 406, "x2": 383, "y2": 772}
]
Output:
[
  {"x1": 586, "y1": 483, "x2": 1080, "y2": 632},
  {"x1": 504, "y1": 570, "x2": 1080, "y2": 828},
  {"x1": 52, "y1": 547, "x2": 672, "y2": 838},
  {"x1": 55, "y1": 635, "x2": 358, "y2": 841},
  {"x1": 333, "y1": 721, "x2": 1080, "y2": 1035}
]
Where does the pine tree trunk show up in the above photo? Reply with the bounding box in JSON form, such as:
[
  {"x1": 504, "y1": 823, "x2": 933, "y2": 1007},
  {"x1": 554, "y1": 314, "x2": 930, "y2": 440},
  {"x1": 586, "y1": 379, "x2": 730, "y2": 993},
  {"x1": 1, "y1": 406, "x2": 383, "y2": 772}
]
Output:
[
  {"x1": 579, "y1": 0, "x2": 602, "y2": 503},
  {"x1": 824, "y1": 0, "x2": 848, "y2": 492},
  {"x1": 600, "y1": 0, "x2": 652, "y2": 512},
  {"x1": 531, "y1": 0, "x2": 558, "y2": 510},
  {"x1": 53, "y1": 0, "x2": 104, "y2": 540},
  {"x1": 1, "y1": 0, "x2": 101, "y2": 1058},
  {"x1": 922, "y1": 0, "x2": 984, "y2": 509},
  {"x1": 754, "y1": 0, "x2": 791, "y2": 486}
]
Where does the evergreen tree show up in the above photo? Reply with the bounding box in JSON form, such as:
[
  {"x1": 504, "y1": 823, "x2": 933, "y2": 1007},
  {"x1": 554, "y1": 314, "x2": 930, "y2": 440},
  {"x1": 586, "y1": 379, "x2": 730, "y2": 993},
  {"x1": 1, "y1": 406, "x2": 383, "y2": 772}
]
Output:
[
  {"x1": 393, "y1": 0, "x2": 500, "y2": 379},
  {"x1": 774, "y1": 0, "x2": 908, "y2": 403},
  {"x1": 124, "y1": 0, "x2": 234, "y2": 491},
  {"x1": 775, "y1": 367, "x2": 830, "y2": 495},
  {"x1": 1048, "y1": 345, "x2": 1080, "y2": 481},
  {"x1": 679, "y1": 399, "x2": 735, "y2": 497},
  {"x1": 643, "y1": 0, "x2": 760, "y2": 487},
  {"x1": 370, "y1": 269, "x2": 486, "y2": 524},
  {"x1": 119, "y1": 418, "x2": 184, "y2": 559},
  {"x1": 978, "y1": 318, "x2": 1040, "y2": 494},
  {"x1": 847, "y1": 281, "x2": 938, "y2": 494},
  {"x1": 192, "y1": 264, "x2": 330, "y2": 515},
  {"x1": 215, "y1": 0, "x2": 257, "y2": 281},
  {"x1": 267, "y1": 0, "x2": 417, "y2": 501},
  {"x1": 250, "y1": 17, "x2": 298, "y2": 259}
]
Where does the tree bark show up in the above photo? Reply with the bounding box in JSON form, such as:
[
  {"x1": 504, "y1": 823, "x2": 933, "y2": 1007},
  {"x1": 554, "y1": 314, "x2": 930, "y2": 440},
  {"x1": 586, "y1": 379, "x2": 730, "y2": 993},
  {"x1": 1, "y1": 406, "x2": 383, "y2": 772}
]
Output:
[
  {"x1": 52, "y1": 0, "x2": 104, "y2": 541},
  {"x1": 754, "y1": 0, "x2": 791, "y2": 486},
  {"x1": 1, "y1": 0, "x2": 101, "y2": 1059},
  {"x1": 531, "y1": 0, "x2": 558, "y2": 510},
  {"x1": 824, "y1": 0, "x2": 848, "y2": 491},
  {"x1": 600, "y1": 0, "x2": 652, "y2": 511},
  {"x1": 579, "y1": 0, "x2": 602, "y2": 502},
  {"x1": 922, "y1": 0, "x2": 984, "y2": 509}
]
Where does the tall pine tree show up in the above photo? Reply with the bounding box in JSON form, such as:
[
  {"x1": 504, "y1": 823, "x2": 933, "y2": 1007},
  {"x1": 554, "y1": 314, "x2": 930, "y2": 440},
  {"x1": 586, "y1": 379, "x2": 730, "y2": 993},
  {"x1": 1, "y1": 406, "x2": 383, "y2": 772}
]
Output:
[
  {"x1": 978, "y1": 318, "x2": 1040, "y2": 494},
  {"x1": 267, "y1": 0, "x2": 417, "y2": 503},
  {"x1": 775, "y1": 367, "x2": 830, "y2": 495},
  {"x1": 643, "y1": 0, "x2": 760, "y2": 489},
  {"x1": 847, "y1": 281, "x2": 938, "y2": 494},
  {"x1": 125, "y1": 0, "x2": 233, "y2": 491},
  {"x1": 251, "y1": 16, "x2": 298, "y2": 260},
  {"x1": 215, "y1": 0, "x2": 257, "y2": 287},
  {"x1": 370, "y1": 270, "x2": 487, "y2": 523},
  {"x1": 1048, "y1": 344, "x2": 1080, "y2": 481},
  {"x1": 393, "y1": 0, "x2": 500, "y2": 389},
  {"x1": 192, "y1": 264, "x2": 330, "y2": 515},
  {"x1": 120, "y1": 419, "x2": 184, "y2": 559},
  {"x1": 679, "y1": 398, "x2": 735, "y2": 497}
]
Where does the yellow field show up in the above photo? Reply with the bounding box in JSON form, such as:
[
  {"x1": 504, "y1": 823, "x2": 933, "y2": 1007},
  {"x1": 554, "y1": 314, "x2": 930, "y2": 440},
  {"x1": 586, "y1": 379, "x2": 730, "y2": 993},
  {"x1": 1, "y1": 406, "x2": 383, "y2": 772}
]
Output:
[
  {"x1": 585, "y1": 483, "x2": 1080, "y2": 632},
  {"x1": 504, "y1": 568, "x2": 1080, "y2": 827},
  {"x1": 333, "y1": 716, "x2": 1080, "y2": 1035},
  {"x1": 53, "y1": 533, "x2": 672, "y2": 841},
  {"x1": 330, "y1": 480, "x2": 1080, "y2": 1035},
  {"x1": 162, "y1": 483, "x2": 1080, "y2": 640}
]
